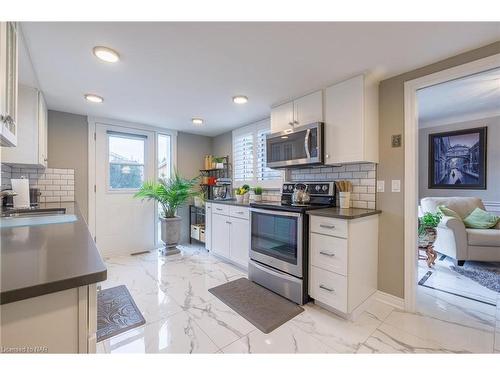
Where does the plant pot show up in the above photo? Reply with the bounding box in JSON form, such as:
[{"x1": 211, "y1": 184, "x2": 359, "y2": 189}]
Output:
[
  {"x1": 339, "y1": 192, "x2": 351, "y2": 209},
  {"x1": 418, "y1": 227, "x2": 437, "y2": 248},
  {"x1": 215, "y1": 162, "x2": 224, "y2": 169},
  {"x1": 160, "y1": 216, "x2": 182, "y2": 255},
  {"x1": 236, "y1": 195, "x2": 243, "y2": 203},
  {"x1": 254, "y1": 194, "x2": 262, "y2": 202},
  {"x1": 194, "y1": 196, "x2": 204, "y2": 208}
]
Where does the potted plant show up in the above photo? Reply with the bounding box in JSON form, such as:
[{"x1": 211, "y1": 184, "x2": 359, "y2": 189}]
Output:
[
  {"x1": 253, "y1": 186, "x2": 263, "y2": 202},
  {"x1": 418, "y1": 211, "x2": 442, "y2": 267},
  {"x1": 212, "y1": 156, "x2": 225, "y2": 169},
  {"x1": 235, "y1": 185, "x2": 250, "y2": 203},
  {"x1": 134, "y1": 172, "x2": 198, "y2": 255}
]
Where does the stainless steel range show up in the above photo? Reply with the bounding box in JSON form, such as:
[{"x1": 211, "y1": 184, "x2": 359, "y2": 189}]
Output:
[{"x1": 249, "y1": 181, "x2": 335, "y2": 304}]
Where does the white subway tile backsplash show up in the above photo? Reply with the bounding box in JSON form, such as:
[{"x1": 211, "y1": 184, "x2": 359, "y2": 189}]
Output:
[
  {"x1": 290, "y1": 162, "x2": 377, "y2": 208},
  {"x1": 1, "y1": 164, "x2": 75, "y2": 203},
  {"x1": 345, "y1": 164, "x2": 360, "y2": 172}
]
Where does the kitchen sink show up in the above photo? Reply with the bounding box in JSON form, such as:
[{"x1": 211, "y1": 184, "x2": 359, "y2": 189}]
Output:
[{"x1": 0, "y1": 208, "x2": 78, "y2": 228}]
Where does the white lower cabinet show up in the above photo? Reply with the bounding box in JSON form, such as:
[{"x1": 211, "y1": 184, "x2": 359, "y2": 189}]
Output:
[
  {"x1": 229, "y1": 216, "x2": 250, "y2": 267},
  {"x1": 308, "y1": 214, "x2": 379, "y2": 319},
  {"x1": 0, "y1": 284, "x2": 98, "y2": 353},
  {"x1": 212, "y1": 212, "x2": 231, "y2": 258},
  {"x1": 209, "y1": 203, "x2": 249, "y2": 270}
]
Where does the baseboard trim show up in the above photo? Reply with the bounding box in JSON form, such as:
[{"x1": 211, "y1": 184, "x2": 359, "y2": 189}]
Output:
[{"x1": 374, "y1": 290, "x2": 405, "y2": 310}]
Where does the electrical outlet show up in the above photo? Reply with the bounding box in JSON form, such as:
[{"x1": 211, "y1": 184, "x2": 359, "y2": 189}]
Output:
[{"x1": 377, "y1": 180, "x2": 385, "y2": 193}]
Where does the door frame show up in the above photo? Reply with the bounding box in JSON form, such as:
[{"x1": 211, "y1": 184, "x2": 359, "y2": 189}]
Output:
[
  {"x1": 403, "y1": 53, "x2": 500, "y2": 312},
  {"x1": 88, "y1": 116, "x2": 177, "y2": 245}
]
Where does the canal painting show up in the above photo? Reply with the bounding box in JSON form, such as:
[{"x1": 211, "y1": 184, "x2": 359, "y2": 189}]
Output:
[{"x1": 429, "y1": 127, "x2": 487, "y2": 189}]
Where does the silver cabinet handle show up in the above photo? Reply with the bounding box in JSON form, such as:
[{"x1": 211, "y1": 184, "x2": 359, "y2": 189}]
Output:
[
  {"x1": 294, "y1": 120, "x2": 299, "y2": 125},
  {"x1": 236, "y1": 211, "x2": 244, "y2": 214},
  {"x1": 288, "y1": 122, "x2": 294, "y2": 126},
  {"x1": 319, "y1": 251, "x2": 335, "y2": 257},
  {"x1": 320, "y1": 224, "x2": 335, "y2": 229},
  {"x1": 226, "y1": 221, "x2": 232, "y2": 224},
  {"x1": 319, "y1": 285, "x2": 335, "y2": 293},
  {"x1": 216, "y1": 208, "x2": 223, "y2": 211}
]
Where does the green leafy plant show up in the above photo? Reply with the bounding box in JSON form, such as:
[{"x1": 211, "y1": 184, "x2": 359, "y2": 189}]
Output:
[
  {"x1": 418, "y1": 212, "x2": 442, "y2": 236},
  {"x1": 236, "y1": 185, "x2": 250, "y2": 195},
  {"x1": 212, "y1": 156, "x2": 225, "y2": 163},
  {"x1": 134, "y1": 171, "x2": 199, "y2": 218},
  {"x1": 253, "y1": 186, "x2": 263, "y2": 195}
]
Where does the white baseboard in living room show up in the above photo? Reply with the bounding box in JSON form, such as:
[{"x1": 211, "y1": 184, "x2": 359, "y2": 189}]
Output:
[{"x1": 375, "y1": 290, "x2": 405, "y2": 310}]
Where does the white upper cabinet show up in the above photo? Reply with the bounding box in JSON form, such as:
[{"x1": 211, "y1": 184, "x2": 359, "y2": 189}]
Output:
[
  {"x1": 324, "y1": 74, "x2": 379, "y2": 164},
  {"x1": 270, "y1": 101, "x2": 294, "y2": 132},
  {"x1": 271, "y1": 90, "x2": 323, "y2": 133},
  {"x1": 0, "y1": 22, "x2": 19, "y2": 147},
  {"x1": 2, "y1": 85, "x2": 48, "y2": 167},
  {"x1": 294, "y1": 90, "x2": 323, "y2": 127}
]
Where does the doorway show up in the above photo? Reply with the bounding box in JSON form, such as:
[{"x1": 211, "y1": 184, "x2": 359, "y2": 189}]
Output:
[
  {"x1": 404, "y1": 54, "x2": 500, "y2": 311},
  {"x1": 94, "y1": 123, "x2": 156, "y2": 257}
]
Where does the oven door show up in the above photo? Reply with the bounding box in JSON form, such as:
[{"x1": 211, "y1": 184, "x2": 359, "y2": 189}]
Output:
[
  {"x1": 249, "y1": 208, "x2": 303, "y2": 277},
  {"x1": 266, "y1": 122, "x2": 323, "y2": 168}
]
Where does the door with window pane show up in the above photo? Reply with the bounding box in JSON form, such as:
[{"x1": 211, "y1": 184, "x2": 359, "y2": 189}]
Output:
[{"x1": 95, "y1": 124, "x2": 155, "y2": 256}]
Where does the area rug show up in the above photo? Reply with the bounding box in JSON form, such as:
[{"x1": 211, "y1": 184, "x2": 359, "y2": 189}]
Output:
[
  {"x1": 208, "y1": 277, "x2": 304, "y2": 333},
  {"x1": 97, "y1": 285, "x2": 146, "y2": 342},
  {"x1": 450, "y1": 261, "x2": 500, "y2": 293}
]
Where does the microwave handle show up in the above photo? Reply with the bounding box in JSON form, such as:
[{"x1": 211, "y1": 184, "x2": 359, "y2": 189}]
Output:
[{"x1": 304, "y1": 128, "x2": 311, "y2": 159}]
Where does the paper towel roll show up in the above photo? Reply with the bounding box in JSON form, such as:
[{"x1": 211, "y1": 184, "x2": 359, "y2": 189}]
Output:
[{"x1": 11, "y1": 178, "x2": 30, "y2": 208}]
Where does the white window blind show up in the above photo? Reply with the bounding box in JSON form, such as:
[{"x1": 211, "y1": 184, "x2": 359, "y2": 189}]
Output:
[
  {"x1": 232, "y1": 119, "x2": 282, "y2": 188},
  {"x1": 233, "y1": 132, "x2": 254, "y2": 182}
]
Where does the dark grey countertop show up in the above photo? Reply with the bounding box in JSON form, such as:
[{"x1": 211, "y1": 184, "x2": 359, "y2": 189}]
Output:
[
  {"x1": 206, "y1": 199, "x2": 251, "y2": 207},
  {"x1": 308, "y1": 207, "x2": 381, "y2": 219},
  {"x1": 1, "y1": 202, "x2": 107, "y2": 305}
]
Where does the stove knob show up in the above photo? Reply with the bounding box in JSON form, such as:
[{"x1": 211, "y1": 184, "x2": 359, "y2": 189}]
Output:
[
  {"x1": 322, "y1": 185, "x2": 328, "y2": 192},
  {"x1": 315, "y1": 185, "x2": 321, "y2": 192}
]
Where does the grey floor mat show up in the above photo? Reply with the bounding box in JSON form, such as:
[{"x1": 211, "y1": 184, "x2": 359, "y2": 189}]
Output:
[
  {"x1": 97, "y1": 285, "x2": 146, "y2": 342},
  {"x1": 209, "y1": 277, "x2": 304, "y2": 334}
]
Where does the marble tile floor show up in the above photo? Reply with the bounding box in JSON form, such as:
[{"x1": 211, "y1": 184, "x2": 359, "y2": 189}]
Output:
[
  {"x1": 96, "y1": 244, "x2": 500, "y2": 354},
  {"x1": 417, "y1": 255, "x2": 498, "y2": 305}
]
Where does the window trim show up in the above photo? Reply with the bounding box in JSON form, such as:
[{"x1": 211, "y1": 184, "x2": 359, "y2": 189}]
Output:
[{"x1": 232, "y1": 118, "x2": 283, "y2": 189}]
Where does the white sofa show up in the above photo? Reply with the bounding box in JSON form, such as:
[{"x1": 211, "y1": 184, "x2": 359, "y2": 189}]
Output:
[{"x1": 420, "y1": 197, "x2": 500, "y2": 265}]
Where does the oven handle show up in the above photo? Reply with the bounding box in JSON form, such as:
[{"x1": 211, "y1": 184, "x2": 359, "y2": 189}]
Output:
[
  {"x1": 249, "y1": 207, "x2": 302, "y2": 218},
  {"x1": 249, "y1": 260, "x2": 301, "y2": 283}
]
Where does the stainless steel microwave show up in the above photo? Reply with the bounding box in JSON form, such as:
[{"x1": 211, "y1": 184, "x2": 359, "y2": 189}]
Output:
[{"x1": 266, "y1": 122, "x2": 323, "y2": 169}]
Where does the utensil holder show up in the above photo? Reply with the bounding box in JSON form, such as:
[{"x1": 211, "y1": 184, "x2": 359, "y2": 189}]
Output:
[{"x1": 339, "y1": 192, "x2": 351, "y2": 209}]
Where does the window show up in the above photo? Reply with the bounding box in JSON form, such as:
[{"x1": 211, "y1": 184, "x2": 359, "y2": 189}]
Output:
[
  {"x1": 108, "y1": 132, "x2": 145, "y2": 190},
  {"x1": 232, "y1": 119, "x2": 282, "y2": 188},
  {"x1": 157, "y1": 134, "x2": 172, "y2": 180}
]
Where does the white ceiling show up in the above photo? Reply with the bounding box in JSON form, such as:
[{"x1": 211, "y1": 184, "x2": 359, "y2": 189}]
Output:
[
  {"x1": 20, "y1": 22, "x2": 500, "y2": 136},
  {"x1": 418, "y1": 67, "x2": 500, "y2": 128}
]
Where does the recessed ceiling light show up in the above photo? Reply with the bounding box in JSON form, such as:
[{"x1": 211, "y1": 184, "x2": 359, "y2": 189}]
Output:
[
  {"x1": 84, "y1": 94, "x2": 104, "y2": 103},
  {"x1": 232, "y1": 95, "x2": 248, "y2": 104},
  {"x1": 93, "y1": 46, "x2": 120, "y2": 63},
  {"x1": 192, "y1": 118, "x2": 204, "y2": 126}
]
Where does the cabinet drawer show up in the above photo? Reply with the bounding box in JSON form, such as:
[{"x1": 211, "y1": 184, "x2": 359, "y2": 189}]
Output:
[
  {"x1": 309, "y1": 266, "x2": 348, "y2": 313},
  {"x1": 230, "y1": 206, "x2": 249, "y2": 220},
  {"x1": 212, "y1": 204, "x2": 230, "y2": 216},
  {"x1": 310, "y1": 215, "x2": 348, "y2": 238},
  {"x1": 310, "y1": 233, "x2": 347, "y2": 276}
]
